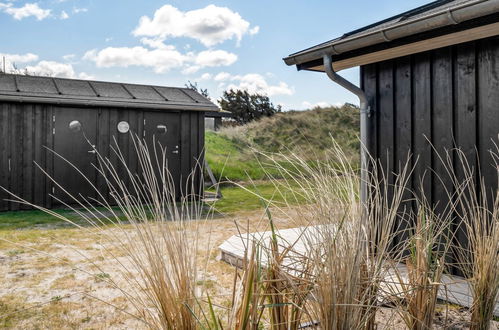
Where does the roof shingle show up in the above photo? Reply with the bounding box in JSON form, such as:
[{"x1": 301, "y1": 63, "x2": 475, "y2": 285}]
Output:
[{"x1": 0, "y1": 74, "x2": 218, "y2": 111}]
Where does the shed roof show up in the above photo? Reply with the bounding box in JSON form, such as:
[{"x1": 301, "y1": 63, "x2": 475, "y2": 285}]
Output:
[
  {"x1": 205, "y1": 109, "x2": 234, "y2": 118},
  {"x1": 284, "y1": 0, "x2": 499, "y2": 71},
  {"x1": 0, "y1": 74, "x2": 219, "y2": 111}
]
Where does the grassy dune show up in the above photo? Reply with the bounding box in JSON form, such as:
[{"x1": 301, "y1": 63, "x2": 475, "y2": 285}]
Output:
[{"x1": 205, "y1": 104, "x2": 360, "y2": 181}]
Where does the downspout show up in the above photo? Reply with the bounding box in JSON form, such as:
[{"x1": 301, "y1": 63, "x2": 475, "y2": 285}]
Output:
[{"x1": 323, "y1": 54, "x2": 370, "y2": 206}]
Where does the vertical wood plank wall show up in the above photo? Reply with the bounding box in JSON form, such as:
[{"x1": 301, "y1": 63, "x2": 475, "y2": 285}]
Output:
[
  {"x1": 361, "y1": 36, "x2": 499, "y2": 269},
  {"x1": 0, "y1": 103, "x2": 53, "y2": 211},
  {"x1": 0, "y1": 105, "x2": 204, "y2": 211}
]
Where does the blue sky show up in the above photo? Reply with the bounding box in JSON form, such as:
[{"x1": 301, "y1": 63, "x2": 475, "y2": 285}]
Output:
[{"x1": 0, "y1": 0, "x2": 430, "y2": 110}]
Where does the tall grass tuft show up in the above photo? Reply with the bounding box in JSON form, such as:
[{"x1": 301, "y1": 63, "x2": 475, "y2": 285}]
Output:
[
  {"x1": 448, "y1": 148, "x2": 499, "y2": 330},
  {"x1": 3, "y1": 135, "x2": 209, "y2": 329},
  {"x1": 390, "y1": 200, "x2": 454, "y2": 330},
  {"x1": 237, "y1": 141, "x2": 413, "y2": 329},
  {"x1": 227, "y1": 206, "x2": 313, "y2": 330}
]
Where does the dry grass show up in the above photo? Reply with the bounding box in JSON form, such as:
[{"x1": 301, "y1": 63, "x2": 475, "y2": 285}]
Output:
[
  {"x1": 2, "y1": 135, "x2": 211, "y2": 329},
  {"x1": 445, "y1": 148, "x2": 499, "y2": 330},
  {"x1": 1, "y1": 134, "x2": 499, "y2": 329},
  {"x1": 224, "y1": 142, "x2": 414, "y2": 329},
  {"x1": 389, "y1": 202, "x2": 454, "y2": 330}
]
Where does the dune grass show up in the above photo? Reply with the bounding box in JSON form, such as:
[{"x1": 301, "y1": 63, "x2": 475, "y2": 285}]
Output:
[
  {"x1": 0, "y1": 182, "x2": 304, "y2": 232},
  {"x1": 1, "y1": 132, "x2": 498, "y2": 329},
  {"x1": 205, "y1": 104, "x2": 360, "y2": 182},
  {"x1": 205, "y1": 131, "x2": 269, "y2": 181}
]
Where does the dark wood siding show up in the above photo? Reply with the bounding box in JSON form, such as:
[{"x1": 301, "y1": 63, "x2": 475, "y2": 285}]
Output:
[
  {"x1": 0, "y1": 103, "x2": 10, "y2": 211},
  {"x1": 0, "y1": 103, "x2": 205, "y2": 211},
  {"x1": 361, "y1": 36, "x2": 499, "y2": 272},
  {"x1": 0, "y1": 103, "x2": 53, "y2": 211},
  {"x1": 180, "y1": 111, "x2": 205, "y2": 198}
]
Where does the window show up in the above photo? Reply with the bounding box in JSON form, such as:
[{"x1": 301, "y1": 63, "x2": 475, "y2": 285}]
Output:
[
  {"x1": 69, "y1": 120, "x2": 82, "y2": 132},
  {"x1": 117, "y1": 121, "x2": 130, "y2": 133}
]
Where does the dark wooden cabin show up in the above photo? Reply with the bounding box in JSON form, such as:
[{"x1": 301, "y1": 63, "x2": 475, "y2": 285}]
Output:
[
  {"x1": 0, "y1": 74, "x2": 218, "y2": 211},
  {"x1": 205, "y1": 110, "x2": 234, "y2": 131},
  {"x1": 285, "y1": 0, "x2": 499, "y2": 272}
]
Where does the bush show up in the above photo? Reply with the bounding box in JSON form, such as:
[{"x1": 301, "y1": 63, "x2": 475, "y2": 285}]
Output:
[{"x1": 218, "y1": 89, "x2": 281, "y2": 124}]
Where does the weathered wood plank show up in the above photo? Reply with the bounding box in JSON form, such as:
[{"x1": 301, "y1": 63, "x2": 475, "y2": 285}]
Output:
[
  {"x1": 180, "y1": 112, "x2": 192, "y2": 196},
  {"x1": 378, "y1": 60, "x2": 395, "y2": 238},
  {"x1": 22, "y1": 104, "x2": 34, "y2": 209},
  {"x1": 9, "y1": 104, "x2": 23, "y2": 211},
  {"x1": 378, "y1": 60, "x2": 395, "y2": 175},
  {"x1": 432, "y1": 47, "x2": 455, "y2": 266},
  {"x1": 394, "y1": 56, "x2": 413, "y2": 248},
  {"x1": 0, "y1": 103, "x2": 9, "y2": 211},
  {"x1": 197, "y1": 112, "x2": 205, "y2": 198},
  {"x1": 33, "y1": 104, "x2": 45, "y2": 207},
  {"x1": 95, "y1": 108, "x2": 110, "y2": 203},
  {"x1": 412, "y1": 52, "x2": 432, "y2": 204},
  {"x1": 454, "y1": 42, "x2": 477, "y2": 265},
  {"x1": 477, "y1": 37, "x2": 499, "y2": 208},
  {"x1": 362, "y1": 64, "x2": 378, "y2": 160},
  {"x1": 45, "y1": 105, "x2": 54, "y2": 209},
  {"x1": 431, "y1": 48, "x2": 454, "y2": 215}
]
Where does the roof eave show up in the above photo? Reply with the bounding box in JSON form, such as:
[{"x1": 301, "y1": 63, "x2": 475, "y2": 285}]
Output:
[
  {"x1": 283, "y1": 0, "x2": 499, "y2": 71},
  {"x1": 0, "y1": 93, "x2": 219, "y2": 111}
]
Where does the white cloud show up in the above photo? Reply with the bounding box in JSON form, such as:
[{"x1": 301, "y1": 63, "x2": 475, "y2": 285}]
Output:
[
  {"x1": 78, "y1": 72, "x2": 94, "y2": 80},
  {"x1": 249, "y1": 26, "x2": 260, "y2": 35},
  {"x1": 84, "y1": 46, "x2": 238, "y2": 74},
  {"x1": 60, "y1": 10, "x2": 68, "y2": 19},
  {"x1": 83, "y1": 46, "x2": 187, "y2": 74},
  {"x1": 62, "y1": 54, "x2": 75, "y2": 61},
  {"x1": 214, "y1": 72, "x2": 231, "y2": 81},
  {"x1": 133, "y1": 4, "x2": 258, "y2": 47},
  {"x1": 0, "y1": 2, "x2": 51, "y2": 20},
  {"x1": 25, "y1": 60, "x2": 76, "y2": 78},
  {"x1": 139, "y1": 37, "x2": 176, "y2": 50},
  {"x1": 195, "y1": 50, "x2": 237, "y2": 67},
  {"x1": 0, "y1": 52, "x2": 38, "y2": 71},
  {"x1": 72, "y1": 7, "x2": 88, "y2": 14},
  {"x1": 214, "y1": 73, "x2": 294, "y2": 97},
  {"x1": 198, "y1": 71, "x2": 295, "y2": 96},
  {"x1": 0, "y1": 53, "x2": 92, "y2": 79},
  {"x1": 0, "y1": 52, "x2": 38, "y2": 64},
  {"x1": 181, "y1": 65, "x2": 200, "y2": 75},
  {"x1": 199, "y1": 73, "x2": 212, "y2": 80},
  {"x1": 301, "y1": 101, "x2": 345, "y2": 109}
]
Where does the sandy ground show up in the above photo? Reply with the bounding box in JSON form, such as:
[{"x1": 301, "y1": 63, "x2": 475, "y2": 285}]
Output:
[
  {"x1": 0, "y1": 208, "x2": 301, "y2": 329},
  {"x1": 1, "y1": 207, "x2": 498, "y2": 329}
]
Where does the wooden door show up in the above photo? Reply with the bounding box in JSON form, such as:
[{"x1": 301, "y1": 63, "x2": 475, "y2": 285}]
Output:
[
  {"x1": 144, "y1": 111, "x2": 181, "y2": 198},
  {"x1": 53, "y1": 107, "x2": 98, "y2": 205}
]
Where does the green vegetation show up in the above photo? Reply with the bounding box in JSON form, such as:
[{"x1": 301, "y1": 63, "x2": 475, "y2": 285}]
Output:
[
  {"x1": 204, "y1": 130, "x2": 269, "y2": 181},
  {"x1": 208, "y1": 182, "x2": 304, "y2": 214},
  {"x1": 218, "y1": 89, "x2": 281, "y2": 124},
  {"x1": 0, "y1": 209, "x2": 78, "y2": 230},
  {"x1": 205, "y1": 104, "x2": 360, "y2": 181},
  {"x1": 0, "y1": 183, "x2": 303, "y2": 231}
]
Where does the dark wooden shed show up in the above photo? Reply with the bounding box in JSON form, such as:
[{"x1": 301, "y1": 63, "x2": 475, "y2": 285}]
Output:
[
  {"x1": 285, "y1": 0, "x2": 499, "y2": 271},
  {"x1": 205, "y1": 110, "x2": 234, "y2": 131},
  {"x1": 0, "y1": 74, "x2": 218, "y2": 211}
]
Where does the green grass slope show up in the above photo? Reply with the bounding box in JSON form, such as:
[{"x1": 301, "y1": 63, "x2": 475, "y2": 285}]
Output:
[{"x1": 205, "y1": 104, "x2": 360, "y2": 181}]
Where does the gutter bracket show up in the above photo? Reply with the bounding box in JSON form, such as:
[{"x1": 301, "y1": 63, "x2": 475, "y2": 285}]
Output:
[
  {"x1": 447, "y1": 8, "x2": 459, "y2": 25},
  {"x1": 362, "y1": 106, "x2": 373, "y2": 118}
]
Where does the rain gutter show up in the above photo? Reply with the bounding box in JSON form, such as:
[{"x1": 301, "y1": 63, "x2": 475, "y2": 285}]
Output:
[{"x1": 284, "y1": 0, "x2": 499, "y2": 68}]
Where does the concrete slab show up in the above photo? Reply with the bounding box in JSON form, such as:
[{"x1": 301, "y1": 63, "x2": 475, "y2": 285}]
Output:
[{"x1": 219, "y1": 226, "x2": 499, "y2": 316}]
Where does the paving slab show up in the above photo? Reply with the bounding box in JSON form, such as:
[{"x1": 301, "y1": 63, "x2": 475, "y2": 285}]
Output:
[{"x1": 219, "y1": 226, "x2": 499, "y2": 316}]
